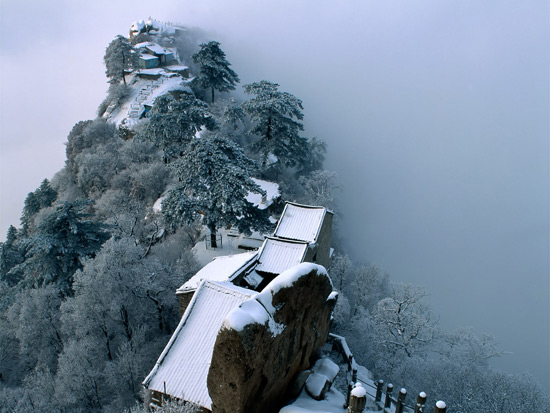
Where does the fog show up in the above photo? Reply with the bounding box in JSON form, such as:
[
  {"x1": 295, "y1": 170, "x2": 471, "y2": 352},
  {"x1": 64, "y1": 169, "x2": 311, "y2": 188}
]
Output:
[{"x1": 1, "y1": 0, "x2": 548, "y2": 391}]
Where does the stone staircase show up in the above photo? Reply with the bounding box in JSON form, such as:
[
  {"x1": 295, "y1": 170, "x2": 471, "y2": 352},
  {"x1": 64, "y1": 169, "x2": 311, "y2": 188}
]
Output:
[{"x1": 127, "y1": 78, "x2": 166, "y2": 119}]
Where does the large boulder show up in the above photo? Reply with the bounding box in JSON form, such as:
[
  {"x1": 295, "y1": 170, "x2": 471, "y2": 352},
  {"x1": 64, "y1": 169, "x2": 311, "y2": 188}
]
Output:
[{"x1": 207, "y1": 263, "x2": 337, "y2": 413}]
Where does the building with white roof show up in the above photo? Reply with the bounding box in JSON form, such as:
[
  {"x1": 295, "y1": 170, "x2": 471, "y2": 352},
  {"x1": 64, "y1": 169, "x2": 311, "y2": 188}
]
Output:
[
  {"x1": 255, "y1": 237, "x2": 308, "y2": 276},
  {"x1": 143, "y1": 281, "x2": 256, "y2": 410},
  {"x1": 145, "y1": 202, "x2": 334, "y2": 408},
  {"x1": 273, "y1": 202, "x2": 334, "y2": 269},
  {"x1": 175, "y1": 251, "x2": 258, "y2": 315}
]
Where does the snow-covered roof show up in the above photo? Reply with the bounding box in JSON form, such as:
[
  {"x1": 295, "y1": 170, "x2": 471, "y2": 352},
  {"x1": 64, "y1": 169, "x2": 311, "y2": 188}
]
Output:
[
  {"x1": 137, "y1": 68, "x2": 165, "y2": 75},
  {"x1": 165, "y1": 65, "x2": 189, "y2": 71},
  {"x1": 273, "y1": 202, "x2": 329, "y2": 243},
  {"x1": 177, "y1": 251, "x2": 257, "y2": 293},
  {"x1": 139, "y1": 54, "x2": 159, "y2": 61},
  {"x1": 131, "y1": 19, "x2": 179, "y2": 37},
  {"x1": 146, "y1": 43, "x2": 168, "y2": 55},
  {"x1": 246, "y1": 178, "x2": 280, "y2": 210},
  {"x1": 143, "y1": 281, "x2": 255, "y2": 409},
  {"x1": 255, "y1": 237, "x2": 308, "y2": 275}
]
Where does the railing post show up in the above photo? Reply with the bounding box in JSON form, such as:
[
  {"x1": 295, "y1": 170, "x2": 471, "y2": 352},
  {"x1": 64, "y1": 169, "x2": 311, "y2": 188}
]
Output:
[
  {"x1": 343, "y1": 354, "x2": 354, "y2": 408},
  {"x1": 384, "y1": 383, "x2": 394, "y2": 409},
  {"x1": 348, "y1": 383, "x2": 367, "y2": 413},
  {"x1": 414, "y1": 392, "x2": 427, "y2": 413},
  {"x1": 396, "y1": 388, "x2": 407, "y2": 413},
  {"x1": 434, "y1": 401, "x2": 447, "y2": 413},
  {"x1": 375, "y1": 379, "x2": 384, "y2": 403},
  {"x1": 344, "y1": 381, "x2": 352, "y2": 408}
]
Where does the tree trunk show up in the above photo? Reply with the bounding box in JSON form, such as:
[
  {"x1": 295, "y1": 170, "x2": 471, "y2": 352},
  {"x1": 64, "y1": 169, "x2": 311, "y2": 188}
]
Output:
[
  {"x1": 122, "y1": 52, "x2": 127, "y2": 86},
  {"x1": 209, "y1": 222, "x2": 217, "y2": 248},
  {"x1": 211, "y1": 87, "x2": 215, "y2": 104}
]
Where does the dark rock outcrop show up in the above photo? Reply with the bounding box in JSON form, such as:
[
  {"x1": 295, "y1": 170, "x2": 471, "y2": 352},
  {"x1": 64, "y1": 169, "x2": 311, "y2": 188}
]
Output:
[{"x1": 207, "y1": 263, "x2": 337, "y2": 413}]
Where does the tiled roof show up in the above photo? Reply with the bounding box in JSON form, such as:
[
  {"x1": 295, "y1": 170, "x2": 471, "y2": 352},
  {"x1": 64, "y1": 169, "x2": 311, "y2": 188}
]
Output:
[
  {"x1": 273, "y1": 203, "x2": 327, "y2": 243},
  {"x1": 143, "y1": 281, "x2": 255, "y2": 409},
  {"x1": 255, "y1": 237, "x2": 308, "y2": 275}
]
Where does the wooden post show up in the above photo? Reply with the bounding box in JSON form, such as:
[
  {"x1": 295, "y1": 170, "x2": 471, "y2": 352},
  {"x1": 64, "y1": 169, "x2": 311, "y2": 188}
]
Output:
[
  {"x1": 414, "y1": 392, "x2": 427, "y2": 413},
  {"x1": 348, "y1": 384, "x2": 367, "y2": 413},
  {"x1": 396, "y1": 388, "x2": 407, "y2": 413},
  {"x1": 434, "y1": 401, "x2": 447, "y2": 413},
  {"x1": 375, "y1": 379, "x2": 384, "y2": 402},
  {"x1": 344, "y1": 359, "x2": 355, "y2": 408},
  {"x1": 384, "y1": 383, "x2": 394, "y2": 409},
  {"x1": 344, "y1": 381, "x2": 352, "y2": 408}
]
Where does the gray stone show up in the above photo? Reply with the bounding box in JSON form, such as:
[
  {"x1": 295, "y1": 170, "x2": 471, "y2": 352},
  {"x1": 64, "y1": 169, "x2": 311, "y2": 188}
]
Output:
[{"x1": 207, "y1": 263, "x2": 337, "y2": 413}]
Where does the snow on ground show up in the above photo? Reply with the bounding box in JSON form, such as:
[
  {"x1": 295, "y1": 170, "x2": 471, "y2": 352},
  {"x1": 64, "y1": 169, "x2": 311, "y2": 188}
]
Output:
[
  {"x1": 280, "y1": 344, "x2": 386, "y2": 413},
  {"x1": 246, "y1": 178, "x2": 280, "y2": 209},
  {"x1": 280, "y1": 388, "x2": 347, "y2": 413},
  {"x1": 104, "y1": 73, "x2": 192, "y2": 127},
  {"x1": 191, "y1": 227, "x2": 262, "y2": 267}
]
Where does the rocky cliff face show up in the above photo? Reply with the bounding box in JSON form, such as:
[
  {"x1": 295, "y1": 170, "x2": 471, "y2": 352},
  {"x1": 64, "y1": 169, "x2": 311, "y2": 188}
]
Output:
[{"x1": 207, "y1": 263, "x2": 337, "y2": 413}]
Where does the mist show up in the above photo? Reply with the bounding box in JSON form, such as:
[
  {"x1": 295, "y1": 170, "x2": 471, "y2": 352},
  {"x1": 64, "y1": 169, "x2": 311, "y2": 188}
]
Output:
[{"x1": 1, "y1": 0, "x2": 548, "y2": 392}]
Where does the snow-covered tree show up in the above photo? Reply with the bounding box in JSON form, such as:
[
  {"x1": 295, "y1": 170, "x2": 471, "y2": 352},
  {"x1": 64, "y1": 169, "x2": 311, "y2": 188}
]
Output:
[
  {"x1": 298, "y1": 170, "x2": 340, "y2": 211},
  {"x1": 441, "y1": 326, "x2": 503, "y2": 367},
  {"x1": 242, "y1": 81, "x2": 309, "y2": 170},
  {"x1": 328, "y1": 253, "x2": 354, "y2": 292},
  {"x1": 352, "y1": 264, "x2": 390, "y2": 314},
  {"x1": 301, "y1": 137, "x2": 327, "y2": 174},
  {"x1": 65, "y1": 119, "x2": 117, "y2": 177},
  {"x1": 162, "y1": 135, "x2": 272, "y2": 247},
  {"x1": 20, "y1": 179, "x2": 58, "y2": 235},
  {"x1": 372, "y1": 283, "x2": 438, "y2": 361},
  {"x1": 221, "y1": 98, "x2": 249, "y2": 146},
  {"x1": 140, "y1": 93, "x2": 218, "y2": 161},
  {"x1": 14, "y1": 200, "x2": 110, "y2": 292},
  {"x1": 55, "y1": 236, "x2": 186, "y2": 411},
  {"x1": 0, "y1": 225, "x2": 24, "y2": 285},
  {"x1": 192, "y1": 41, "x2": 240, "y2": 103},
  {"x1": 131, "y1": 398, "x2": 201, "y2": 413},
  {"x1": 104, "y1": 35, "x2": 137, "y2": 86},
  {"x1": 7, "y1": 285, "x2": 64, "y2": 373}
]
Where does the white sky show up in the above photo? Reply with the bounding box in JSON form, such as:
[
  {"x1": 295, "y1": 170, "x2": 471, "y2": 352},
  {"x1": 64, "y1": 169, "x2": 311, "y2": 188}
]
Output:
[{"x1": 0, "y1": 0, "x2": 548, "y2": 391}]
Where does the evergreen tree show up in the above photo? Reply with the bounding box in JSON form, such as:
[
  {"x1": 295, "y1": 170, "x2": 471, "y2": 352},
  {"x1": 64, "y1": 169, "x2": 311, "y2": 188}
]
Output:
[
  {"x1": 20, "y1": 179, "x2": 58, "y2": 235},
  {"x1": 242, "y1": 81, "x2": 309, "y2": 170},
  {"x1": 162, "y1": 135, "x2": 272, "y2": 247},
  {"x1": 14, "y1": 200, "x2": 110, "y2": 292},
  {"x1": 104, "y1": 35, "x2": 137, "y2": 86},
  {"x1": 192, "y1": 41, "x2": 240, "y2": 103},
  {"x1": 0, "y1": 225, "x2": 24, "y2": 285},
  {"x1": 140, "y1": 93, "x2": 218, "y2": 161},
  {"x1": 301, "y1": 137, "x2": 327, "y2": 174},
  {"x1": 221, "y1": 98, "x2": 248, "y2": 146}
]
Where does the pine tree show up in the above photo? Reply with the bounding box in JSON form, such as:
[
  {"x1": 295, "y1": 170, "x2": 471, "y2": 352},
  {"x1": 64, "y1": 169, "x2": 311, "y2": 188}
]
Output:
[
  {"x1": 15, "y1": 200, "x2": 110, "y2": 292},
  {"x1": 104, "y1": 35, "x2": 137, "y2": 86},
  {"x1": 0, "y1": 226, "x2": 24, "y2": 285},
  {"x1": 221, "y1": 98, "x2": 248, "y2": 146},
  {"x1": 242, "y1": 81, "x2": 309, "y2": 170},
  {"x1": 192, "y1": 41, "x2": 240, "y2": 103},
  {"x1": 162, "y1": 135, "x2": 272, "y2": 247},
  {"x1": 140, "y1": 93, "x2": 218, "y2": 161},
  {"x1": 20, "y1": 179, "x2": 58, "y2": 235}
]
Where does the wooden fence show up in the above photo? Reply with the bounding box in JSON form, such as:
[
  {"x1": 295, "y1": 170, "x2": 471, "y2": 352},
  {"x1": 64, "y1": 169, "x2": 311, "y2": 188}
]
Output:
[{"x1": 328, "y1": 334, "x2": 447, "y2": 413}]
